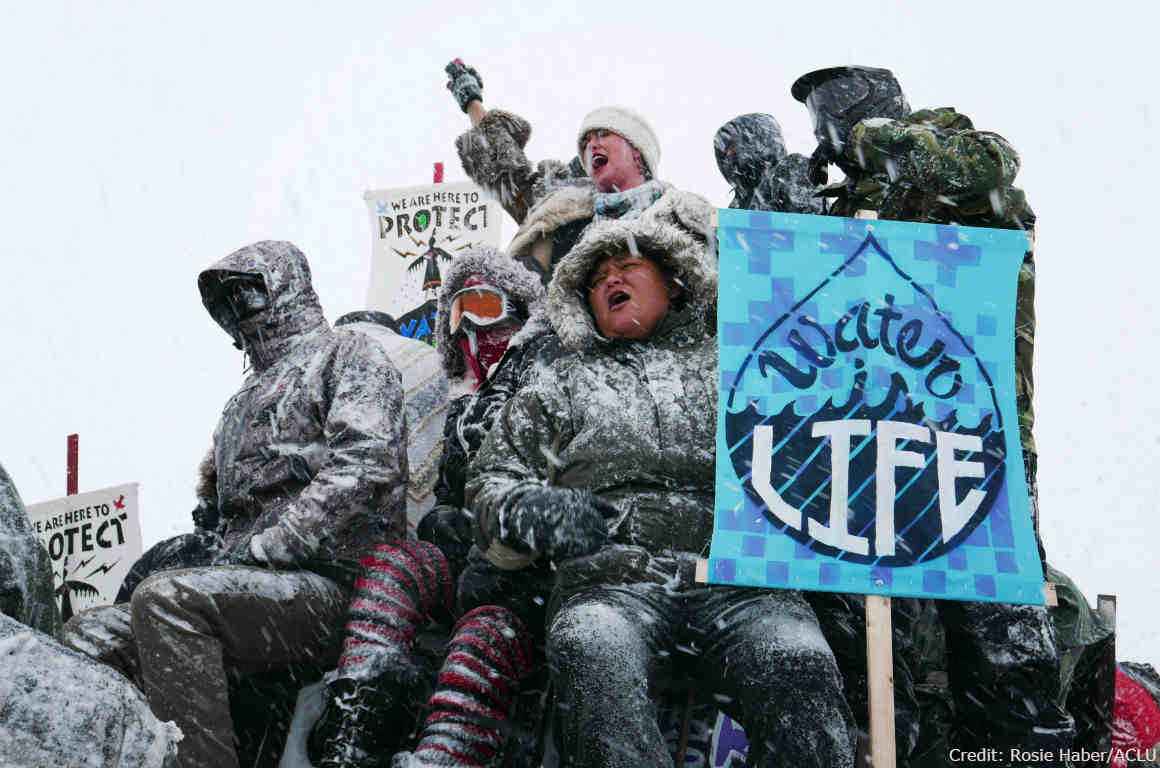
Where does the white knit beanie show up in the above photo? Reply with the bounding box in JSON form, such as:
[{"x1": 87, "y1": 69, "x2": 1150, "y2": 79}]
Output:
[{"x1": 577, "y1": 106, "x2": 660, "y2": 177}]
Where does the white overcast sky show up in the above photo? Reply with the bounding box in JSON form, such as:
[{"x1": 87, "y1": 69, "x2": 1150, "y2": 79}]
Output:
[{"x1": 3, "y1": 2, "x2": 1157, "y2": 661}]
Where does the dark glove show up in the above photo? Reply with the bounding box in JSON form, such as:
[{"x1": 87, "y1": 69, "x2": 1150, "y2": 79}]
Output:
[
  {"x1": 491, "y1": 487, "x2": 615, "y2": 561},
  {"x1": 808, "y1": 144, "x2": 832, "y2": 186},
  {"x1": 445, "y1": 59, "x2": 483, "y2": 112},
  {"x1": 418, "y1": 505, "x2": 474, "y2": 574},
  {"x1": 191, "y1": 499, "x2": 220, "y2": 532}
]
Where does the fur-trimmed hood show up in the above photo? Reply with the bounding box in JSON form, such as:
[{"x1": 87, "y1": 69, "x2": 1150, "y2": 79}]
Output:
[
  {"x1": 546, "y1": 216, "x2": 717, "y2": 352},
  {"x1": 508, "y1": 183, "x2": 716, "y2": 266},
  {"x1": 508, "y1": 184, "x2": 596, "y2": 263},
  {"x1": 435, "y1": 247, "x2": 547, "y2": 379}
]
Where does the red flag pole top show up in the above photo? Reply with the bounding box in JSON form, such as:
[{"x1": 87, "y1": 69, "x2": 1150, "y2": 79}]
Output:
[
  {"x1": 66, "y1": 433, "x2": 78, "y2": 495},
  {"x1": 433, "y1": 162, "x2": 444, "y2": 184}
]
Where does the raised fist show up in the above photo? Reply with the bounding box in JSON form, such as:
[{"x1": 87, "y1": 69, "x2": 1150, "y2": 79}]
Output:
[{"x1": 445, "y1": 59, "x2": 484, "y2": 112}]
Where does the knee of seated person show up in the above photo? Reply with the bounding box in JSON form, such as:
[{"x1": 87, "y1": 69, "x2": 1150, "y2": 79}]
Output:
[
  {"x1": 62, "y1": 606, "x2": 126, "y2": 651},
  {"x1": 741, "y1": 608, "x2": 837, "y2": 673},
  {"x1": 549, "y1": 598, "x2": 643, "y2": 669},
  {"x1": 129, "y1": 569, "x2": 195, "y2": 627}
]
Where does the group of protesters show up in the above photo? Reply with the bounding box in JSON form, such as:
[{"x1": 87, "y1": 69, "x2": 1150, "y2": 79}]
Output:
[{"x1": 0, "y1": 60, "x2": 1108, "y2": 768}]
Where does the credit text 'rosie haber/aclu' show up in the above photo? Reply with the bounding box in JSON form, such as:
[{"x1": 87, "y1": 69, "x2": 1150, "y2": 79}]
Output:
[
  {"x1": 950, "y1": 748, "x2": 1159, "y2": 764},
  {"x1": 751, "y1": 293, "x2": 985, "y2": 559}
]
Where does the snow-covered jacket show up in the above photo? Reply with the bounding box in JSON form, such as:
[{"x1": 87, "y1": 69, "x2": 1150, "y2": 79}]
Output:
[
  {"x1": 341, "y1": 320, "x2": 447, "y2": 530},
  {"x1": 431, "y1": 248, "x2": 558, "y2": 509},
  {"x1": 0, "y1": 613, "x2": 181, "y2": 767},
  {"x1": 823, "y1": 107, "x2": 1039, "y2": 464},
  {"x1": 465, "y1": 217, "x2": 718, "y2": 576},
  {"x1": 715, "y1": 113, "x2": 823, "y2": 214},
  {"x1": 0, "y1": 463, "x2": 59, "y2": 636},
  {"x1": 197, "y1": 241, "x2": 407, "y2": 564},
  {"x1": 456, "y1": 108, "x2": 714, "y2": 279}
]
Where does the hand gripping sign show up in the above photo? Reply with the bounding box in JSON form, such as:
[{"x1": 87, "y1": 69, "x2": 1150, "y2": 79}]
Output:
[{"x1": 707, "y1": 210, "x2": 1044, "y2": 606}]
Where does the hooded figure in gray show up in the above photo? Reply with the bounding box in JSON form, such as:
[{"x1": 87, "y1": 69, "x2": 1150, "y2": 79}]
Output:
[
  {"x1": 195, "y1": 240, "x2": 407, "y2": 563},
  {"x1": 466, "y1": 219, "x2": 855, "y2": 768},
  {"x1": 63, "y1": 241, "x2": 407, "y2": 768}
]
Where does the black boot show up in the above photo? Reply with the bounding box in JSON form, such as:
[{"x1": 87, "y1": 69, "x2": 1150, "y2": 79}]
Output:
[{"x1": 312, "y1": 675, "x2": 417, "y2": 768}]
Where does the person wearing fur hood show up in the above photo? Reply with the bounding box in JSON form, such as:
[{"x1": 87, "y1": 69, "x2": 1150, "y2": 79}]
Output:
[
  {"x1": 312, "y1": 248, "x2": 563, "y2": 768},
  {"x1": 465, "y1": 217, "x2": 855, "y2": 767},
  {"x1": 445, "y1": 59, "x2": 714, "y2": 282}
]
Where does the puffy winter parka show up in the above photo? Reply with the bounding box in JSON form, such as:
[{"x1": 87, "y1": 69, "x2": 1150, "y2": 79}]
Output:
[
  {"x1": 466, "y1": 217, "x2": 718, "y2": 573},
  {"x1": 197, "y1": 241, "x2": 407, "y2": 565},
  {"x1": 0, "y1": 463, "x2": 59, "y2": 636},
  {"x1": 426, "y1": 247, "x2": 558, "y2": 573}
]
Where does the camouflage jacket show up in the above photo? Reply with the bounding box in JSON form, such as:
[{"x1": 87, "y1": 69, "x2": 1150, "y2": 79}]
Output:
[{"x1": 823, "y1": 108, "x2": 1038, "y2": 466}]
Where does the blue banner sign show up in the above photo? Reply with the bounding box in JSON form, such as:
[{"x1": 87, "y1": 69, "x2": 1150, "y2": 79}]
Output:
[{"x1": 708, "y1": 210, "x2": 1043, "y2": 605}]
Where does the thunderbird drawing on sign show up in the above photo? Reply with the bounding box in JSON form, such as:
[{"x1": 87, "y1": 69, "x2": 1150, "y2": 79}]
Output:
[{"x1": 393, "y1": 231, "x2": 473, "y2": 293}]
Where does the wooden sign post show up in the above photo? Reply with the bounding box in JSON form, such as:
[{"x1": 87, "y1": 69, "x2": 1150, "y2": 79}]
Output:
[
  {"x1": 865, "y1": 595, "x2": 896, "y2": 767},
  {"x1": 66, "y1": 433, "x2": 78, "y2": 496},
  {"x1": 852, "y1": 210, "x2": 897, "y2": 768}
]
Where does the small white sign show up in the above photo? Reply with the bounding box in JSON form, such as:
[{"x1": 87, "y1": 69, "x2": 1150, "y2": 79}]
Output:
[
  {"x1": 364, "y1": 182, "x2": 502, "y2": 321},
  {"x1": 26, "y1": 483, "x2": 143, "y2": 619}
]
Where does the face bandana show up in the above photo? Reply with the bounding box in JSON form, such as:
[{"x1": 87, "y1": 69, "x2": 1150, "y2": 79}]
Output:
[
  {"x1": 458, "y1": 324, "x2": 518, "y2": 389},
  {"x1": 201, "y1": 272, "x2": 270, "y2": 350}
]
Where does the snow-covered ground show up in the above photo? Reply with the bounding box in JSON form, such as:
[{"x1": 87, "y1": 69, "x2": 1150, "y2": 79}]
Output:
[{"x1": 2, "y1": 2, "x2": 1156, "y2": 662}]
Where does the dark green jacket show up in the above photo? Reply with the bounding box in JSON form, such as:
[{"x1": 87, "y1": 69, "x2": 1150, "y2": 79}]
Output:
[{"x1": 824, "y1": 107, "x2": 1038, "y2": 464}]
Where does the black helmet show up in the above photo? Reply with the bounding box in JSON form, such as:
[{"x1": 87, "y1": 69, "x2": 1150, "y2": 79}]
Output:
[
  {"x1": 792, "y1": 66, "x2": 909, "y2": 164},
  {"x1": 714, "y1": 113, "x2": 787, "y2": 196}
]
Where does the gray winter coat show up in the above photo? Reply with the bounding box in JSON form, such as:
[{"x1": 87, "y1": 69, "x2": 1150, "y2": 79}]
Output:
[
  {"x1": 340, "y1": 320, "x2": 448, "y2": 530},
  {"x1": 456, "y1": 108, "x2": 715, "y2": 279},
  {"x1": 0, "y1": 463, "x2": 59, "y2": 636},
  {"x1": 466, "y1": 217, "x2": 718, "y2": 577},
  {"x1": 0, "y1": 613, "x2": 181, "y2": 767},
  {"x1": 197, "y1": 241, "x2": 407, "y2": 565}
]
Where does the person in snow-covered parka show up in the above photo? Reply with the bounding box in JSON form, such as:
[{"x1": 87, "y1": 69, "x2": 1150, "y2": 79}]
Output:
[
  {"x1": 312, "y1": 247, "x2": 562, "y2": 768},
  {"x1": 62, "y1": 240, "x2": 408, "y2": 768},
  {"x1": 1, "y1": 462, "x2": 58, "y2": 636},
  {"x1": 465, "y1": 216, "x2": 856, "y2": 767},
  {"x1": 334, "y1": 309, "x2": 449, "y2": 531},
  {"x1": 3, "y1": 466, "x2": 180, "y2": 767},
  {"x1": 714, "y1": 112, "x2": 824, "y2": 214},
  {"x1": 445, "y1": 59, "x2": 714, "y2": 282},
  {"x1": 792, "y1": 66, "x2": 1073, "y2": 767}
]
